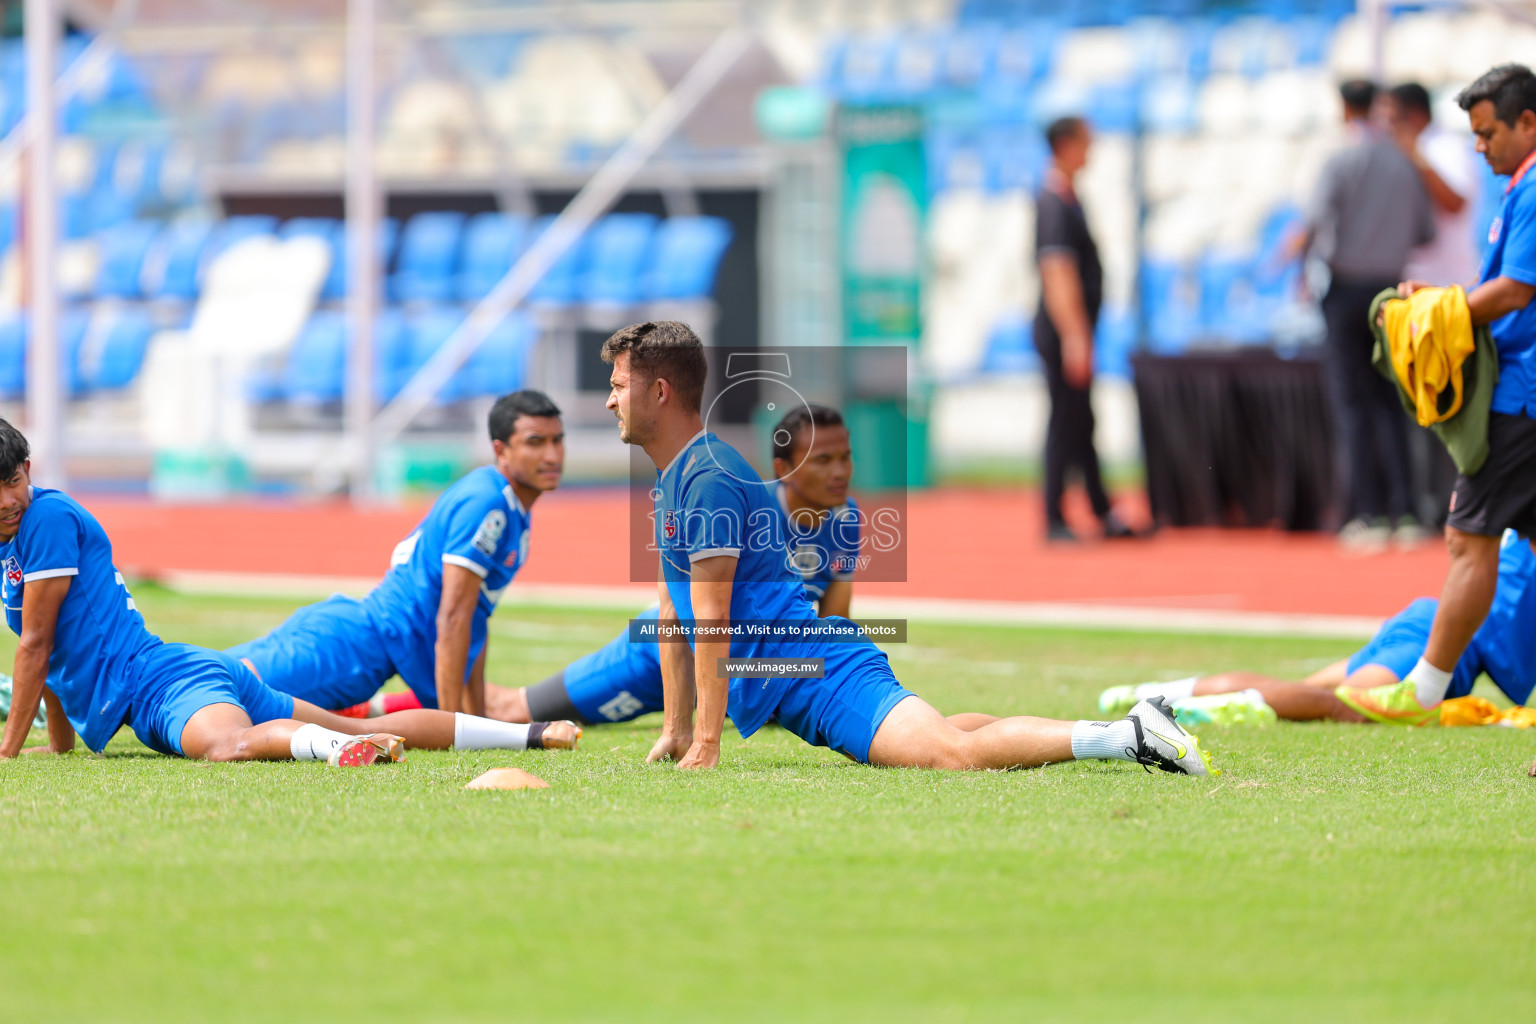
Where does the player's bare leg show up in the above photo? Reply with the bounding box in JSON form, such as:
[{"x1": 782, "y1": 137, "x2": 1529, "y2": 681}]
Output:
[
  {"x1": 1188, "y1": 670, "x2": 1373, "y2": 723},
  {"x1": 873, "y1": 694, "x2": 1212, "y2": 774},
  {"x1": 1301, "y1": 658, "x2": 1352, "y2": 689},
  {"x1": 291, "y1": 700, "x2": 581, "y2": 749},
  {"x1": 946, "y1": 712, "x2": 999, "y2": 732},
  {"x1": 869, "y1": 697, "x2": 1073, "y2": 769},
  {"x1": 179, "y1": 703, "x2": 402, "y2": 765},
  {"x1": 484, "y1": 682, "x2": 532, "y2": 723}
]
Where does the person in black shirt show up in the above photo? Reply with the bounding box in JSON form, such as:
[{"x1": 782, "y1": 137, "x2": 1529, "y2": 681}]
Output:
[{"x1": 1034, "y1": 116, "x2": 1135, "y2": 542}]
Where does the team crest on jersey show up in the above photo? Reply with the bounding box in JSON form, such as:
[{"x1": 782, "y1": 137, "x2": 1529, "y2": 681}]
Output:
[
  {"x1": 663, "y1": 510, "x2": 677, "y2": 539},
  {"x1": 3, "y1": 556, "x2": 19, "y2": 589},
  {"x1": 1490, "y1": 216, "x2": 1503, "y2": 245},
  {"x1": 472, "y1": 510, "x2": 507, "y2": 555}
]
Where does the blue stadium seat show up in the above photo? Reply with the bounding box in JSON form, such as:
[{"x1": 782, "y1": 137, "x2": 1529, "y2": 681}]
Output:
[
  {"x1": 940, "y1": 30, "x2": 992, "y2": 92},
  {"x1": 1197, "y1": 253, "x2": 1260, "y2": 342},
  {"x1": 978, "y1": 312, "x2": 1039, "y2": 375},
  {"x1": 393, "y1": 306, "x2": 462, "y2": 401},
  {"x1": 95, "y1": 220, "x2": 161, "y2": 298},
  {"x1": 61, "y1": 307, "x2": 90, "y2": 396},
  {"x1": 457, "y1": 212, "x2": 531, "y2": 302},
  {"x1": 283, "y1": 310, "x2": 349, "y2": 403},
  {"x1": 1089, "y1": 82, "x2": 1140, "y2": 134},
  {"x1": 1141, "y1": 75, "x2": 1197, "y2": 135},
  {"x1": 280, "y1": 217, "x2": 400, "y2": 302},
  {"x1": 204, "y1": 215, "x2": 279, "y2": 266},
  {"x1": 644, "y1": 217, "x2": 733, "y2": 302},
  {"x1": 983, "y1": 129, "x2": 1047, "y2": 193},
  {"x1": 0, "y1": 315, "x2": 24, "y2": 399},
  {"x1": 1095, "y1": 305, "x2": 1137, "y2": 379},
  {"x1": 83, "y1": 307, "x2": 156, "y2": 391},
  {"x1": 581, "y1": 213, "x2": 658, "y2": 307},
  {"x1": 827, "y1": 36, "x2": 896, "y2": 100},
  {"x1": 390, "y1": 211, "x2": 467, "y2": 303},
  {"x1": 443, "y1": 312, "x2": 537, "y2": 401},
  {"x1": 887, "y1": 33, "x2": 943, "y2": 98},
  {"x1": 144, "y1": 219, "x2": 214, "y2": 300},
  {"x1": 526, "y1": 215, "x2": 592, "y2": 306},
  {"x1": 1141, "y1": 259, "x2": 1200, "y2": 354}
]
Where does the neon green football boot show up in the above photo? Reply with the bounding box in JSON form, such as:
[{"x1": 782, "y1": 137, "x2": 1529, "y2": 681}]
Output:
[
  {"x1": 1171, "y1": 689, "x2": 1278, "y2": 727},
  {"x1": 1335, "y1": 679, "x2": 1438, "y2": 726},
  {"x1": 1098, "y1": 684, "x2": 1140, "y2": 717}
]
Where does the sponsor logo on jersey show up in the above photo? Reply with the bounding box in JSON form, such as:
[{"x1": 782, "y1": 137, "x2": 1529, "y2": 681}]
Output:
[{"x1": 472, "y1": 510, "x2": 507, "y2": 556}]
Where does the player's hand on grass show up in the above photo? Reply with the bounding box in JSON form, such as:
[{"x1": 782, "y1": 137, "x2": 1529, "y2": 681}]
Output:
[
  {"x1": 646, "y1": 730, "x2": 693, "y2": 764},
  {"x1": 675, "y1": 738, "x2": 720, "y2": 771}
]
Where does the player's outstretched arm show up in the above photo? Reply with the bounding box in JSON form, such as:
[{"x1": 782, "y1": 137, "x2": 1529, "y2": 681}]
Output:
[
  {"x1": 0, "y1": 576, "x2": 70, "y2": 758},
  {"x1": 679, "y1": 556, "x2": 736, "y2": 770},
  {"x1": 648, "y1": 578, "x2": 694, "y2": 763},
  {"x1": 819, "y1": 581, "x2": 852, "y2": 620},
  {"x1": 433, "y1": 563, "x2": 482, "y2": 713}
]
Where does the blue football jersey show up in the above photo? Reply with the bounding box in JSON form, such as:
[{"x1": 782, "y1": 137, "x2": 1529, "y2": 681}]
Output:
[
  {"x1": 1470, "y1": 530, "x2": 1536, "y2": 704},
  {"x1": 778, "y1": 483, "x2": 861, "y2": 600},
  {"x1": 655, "y1": 431, "x2": 820, "y2": 738},
  {"x1": 0, "y1": 488, "x2": 159, "y2": 751},
  {"x1": 362, "y1": 464, "x2": 530, "y2": 706}
]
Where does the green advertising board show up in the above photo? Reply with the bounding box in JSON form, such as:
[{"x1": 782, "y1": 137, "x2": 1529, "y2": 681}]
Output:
[
  {"x1": 837, "y1": 104, "x2": 926, "y2": 345},
  {"x1": 837, "y1": 104, "x2": 929, "y2": 487}
]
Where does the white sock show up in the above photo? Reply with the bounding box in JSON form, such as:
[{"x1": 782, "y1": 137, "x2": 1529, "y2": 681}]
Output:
[
  {"x1": 1406, "y1": 658, "x2": 1453, "y2": 707},
  {"x1": 1070, "y1": 719, "x2": 1139, "y2": 761},
  {"x1": 367, "y1": 693, "x2": 387, "y2": 718},
  {"x1": 290, "y1": 723, "x2": 354, "y2": 761},
  {"x1": 453, "y1": 713, "x2": 532, "y2": 751},
  {"x1": 1134, "y1": 677, "x2": 1198, "y2": 702}
]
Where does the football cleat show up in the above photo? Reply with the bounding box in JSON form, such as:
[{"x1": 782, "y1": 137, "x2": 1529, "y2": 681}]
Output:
[
  {"x1": 1125, "y1": 697, "x2": 1216, "y2": 776},
  {"x1": 1334, "y1": 680, "x2": 1437, "y2": 726},
  {"x1": 1171, "y1": 689, "x2": 1277, "y2": 728},
  {"x1": 1098, "y1": 684, "x2": 1139, "y2": 717},
  {"x1": 327, "y1": 733, "x2": 407, "y2": 767}
]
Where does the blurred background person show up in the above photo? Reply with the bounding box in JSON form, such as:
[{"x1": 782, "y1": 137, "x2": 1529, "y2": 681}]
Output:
[
  {"x1": 1300, "y1": 79, "x2": 1435, "y2": 551},
  {"x1": 1389, "y1": 81, "x2": 1479, "y2": 530},
  {"x1": 1034, "y1": 116, "x2": 1136, "y2": 544}
]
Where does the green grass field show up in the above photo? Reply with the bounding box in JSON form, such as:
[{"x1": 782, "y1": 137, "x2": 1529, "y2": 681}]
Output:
[{"x1": 2, "y1": 585, "x2": 1534, "y2": 1022}]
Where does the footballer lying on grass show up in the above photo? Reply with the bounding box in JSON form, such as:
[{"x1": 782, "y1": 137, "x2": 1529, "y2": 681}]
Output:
[
  {"x1": 599, "y1": 320, "x2": 1215, "y2": 776},
  {"x1": 0, "y1": 419, "x2": 579, "y2": 766},
  {"x1": 342, "y1": 403, "x2": 865, "y2": 727},
  {"x1": 1098, "y1": 529, "x2": 1536, "y2": 726},
  {"x1": 228, "y1": 390, "x2": 578, "y2": 757}
]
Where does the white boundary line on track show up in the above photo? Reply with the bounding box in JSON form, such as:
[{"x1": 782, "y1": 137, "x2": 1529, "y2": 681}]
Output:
[{"x1": 145, "y1": 569, "x2": 1384, "y2": 639}]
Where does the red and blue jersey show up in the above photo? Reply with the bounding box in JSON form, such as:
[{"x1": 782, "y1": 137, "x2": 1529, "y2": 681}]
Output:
[
  {"x1": 655, "y1": 431, "x2": 820, "y2": 738},
  {"x1": 1480, "y1": 149, "x2": 1536, "y2": 418},
  {"x1": 0, "y1": 488, "x2": 159, "y2": 750},
  {"x1": 362, "y1": 464, "x2": 530, "y2": 705}
]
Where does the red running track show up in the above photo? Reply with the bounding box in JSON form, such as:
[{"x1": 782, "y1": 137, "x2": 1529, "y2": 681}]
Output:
[{"x1": 84, "y1": 487, "x2": 1450, "y2": 618}]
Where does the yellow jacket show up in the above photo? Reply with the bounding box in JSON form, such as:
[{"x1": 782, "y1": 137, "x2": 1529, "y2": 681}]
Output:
[{"x1": 1378, "y1": 285, "x2": 1477, "y2": 426}]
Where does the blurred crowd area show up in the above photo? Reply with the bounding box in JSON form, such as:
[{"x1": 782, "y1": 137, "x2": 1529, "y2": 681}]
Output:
[{"x1": 0, "y1": 0, "x2": 1524, "y2": 493}]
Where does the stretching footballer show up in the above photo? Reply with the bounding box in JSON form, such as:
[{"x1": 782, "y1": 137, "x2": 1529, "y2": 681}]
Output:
[
  {"x1": 225, "y1": 390, "x2": 579, "y2": 753},
  {"x1": 0, "y1": 420, "x2": 577, "y2": 765},
  {"x1": 1096, "y1": 529, "x2": 1536, "y2": 724},
  {"x1": 601, "y1": 320, "x2": 1213, "y2": 775},
  {"x1": 347, "y1": 403, "x2": 863, "y2": 726}
]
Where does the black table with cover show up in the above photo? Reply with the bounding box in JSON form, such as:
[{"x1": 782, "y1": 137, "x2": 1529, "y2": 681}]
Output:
[{"x1": 1132, "y1": 349, "x2": 1337, "y2": 531}]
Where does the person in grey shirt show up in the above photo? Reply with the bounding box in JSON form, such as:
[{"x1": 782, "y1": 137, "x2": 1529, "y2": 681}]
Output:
[{"x1": 1300, "y1": 79, "x2": 1436, "y2": 549}]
